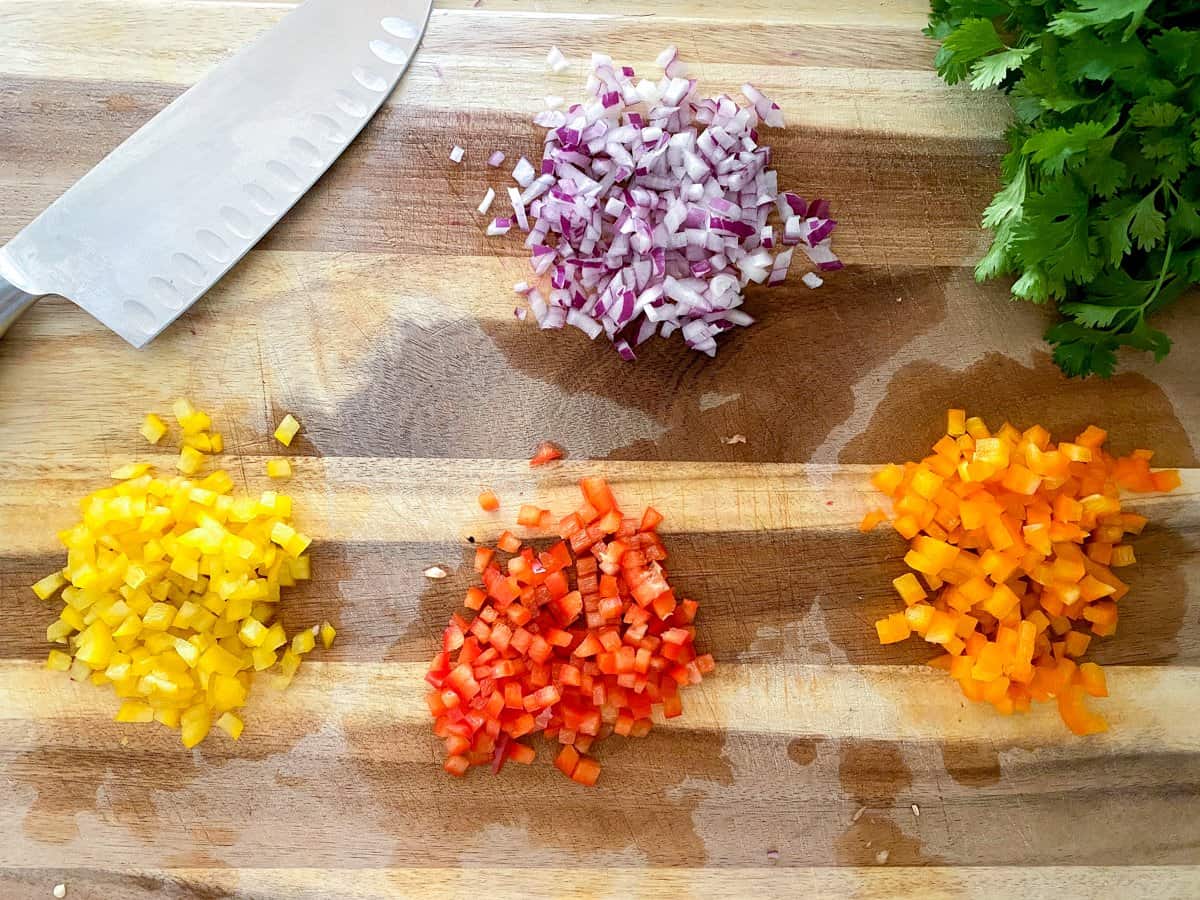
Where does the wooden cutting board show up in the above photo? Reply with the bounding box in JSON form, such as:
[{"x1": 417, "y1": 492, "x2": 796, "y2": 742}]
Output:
[{"x1": 1, "y1": 1, "x2": 1198, "y2": 897}]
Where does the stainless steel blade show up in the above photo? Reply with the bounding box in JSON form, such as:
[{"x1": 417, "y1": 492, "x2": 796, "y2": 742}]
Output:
[{"x1": 0, "y1": 0, "x2": 432, "y2": 347}]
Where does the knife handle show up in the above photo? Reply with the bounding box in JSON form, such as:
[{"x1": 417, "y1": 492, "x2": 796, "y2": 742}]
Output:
[{"x1": 0, "y1": 274, "x2": 39, "y2": 339}]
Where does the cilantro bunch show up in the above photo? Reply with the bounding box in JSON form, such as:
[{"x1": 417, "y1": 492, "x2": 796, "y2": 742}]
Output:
[{"x1": 927, "y1": 1, "x2": 1200, "y2": 376}]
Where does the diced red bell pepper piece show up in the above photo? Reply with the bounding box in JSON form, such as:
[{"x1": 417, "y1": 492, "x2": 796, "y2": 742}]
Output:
[{"x1": 554, "y1": 744, "x2": 580, "y2": 777}]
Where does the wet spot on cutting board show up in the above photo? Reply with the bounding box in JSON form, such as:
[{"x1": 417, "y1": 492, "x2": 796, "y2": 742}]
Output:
[
  {"x1": 841, "y1": 351, "x2": 1198, "y2": 467},
  {"x1": 483, "y1": 266, "x2": 948, "y2": 463},
  {"x1": 788, "y1": 737, "x2": 823, "y2": 767},
  {"x1": 14, "y1": 742, "x2": 207, "y2": 845},
  {"x1": 839, "y1": 739, "x2": 913, "y2": 805},
  {"x1": 331, "y1": 315, "x2": 661, "y2": 460},
  {"x1": 834, "y1": 811, "x2": 932, "y2": 866},
  {"x1": 834, "y1": 739, "x2": 940, "y2": 866},
  {"x1": 342, "y1": 721, "x2": 733, "y2": 867},
  {"x1": 940, "y1": 740, "x2": 1002, "y2": 788}
]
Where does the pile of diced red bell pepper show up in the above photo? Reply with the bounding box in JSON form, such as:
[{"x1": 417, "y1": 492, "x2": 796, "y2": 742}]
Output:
[{"x1": 426, "y1": 476, "x2": 714, "y2": 785}]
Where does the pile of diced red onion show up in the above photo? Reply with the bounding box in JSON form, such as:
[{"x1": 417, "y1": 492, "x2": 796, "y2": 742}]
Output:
[{"x1": 488, "y1": 47, "x2": 841, "y2": 359}]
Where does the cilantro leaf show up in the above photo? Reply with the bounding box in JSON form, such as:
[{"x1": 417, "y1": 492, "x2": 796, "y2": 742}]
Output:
[
  {"x1": 1094, "y1": 197, "x2": 1137, "y2": 265},
  {"x1": 1058, "y1": 302, "x2": 1127, "y2": 328},
  {"x1": 1048, "y1": 0, "x2": 1153, "y2": 41},
  {"x1": 1130, "y1": 98, "x2": 1183, "y2": 128},
  {"x1": 969, "y1": 47, "x2": 1036, "y2": 90},
  {"x1": 936, "y1": 18, "x2": 1004, "y2": 83},
  {"x1": 1046, "y1": 323, "x2": 1119, "y2": 378},
  {"x1": 1012, "y1": 178, "x2": 1100, "y2": 285},
  {"x1": 1169, "y1": 196, "x2": 1200, "y2": 241},
  {"x1": 1122, "y1": 321, "x2": 1172, "y2": 361},
  {"x1": 1129, "y1": 190, "x2": 1166, "y2": 250},
  {"x1": 981, "y1": 160, "x2": 1028, "y2": 228},
  {"x1": 1021, "y1": 119, "x2": 1116, "y2": 175},
  {"x1": 1150, "y1": 28, "x2": 1200, "y2": 77},
  {"x1": 1061, "y1": 31, "x2": 1149, "y2": 83},
  {"x1": 1078, "y1": 141, "x2": 1127, "y2": 198},
  {"x1": 975, "y1": 219, "x2": 1017, "y2": 281}
]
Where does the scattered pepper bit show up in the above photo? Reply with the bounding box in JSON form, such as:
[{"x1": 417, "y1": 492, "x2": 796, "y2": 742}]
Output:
[
  {"x1": 140, "y1": 413, "x2": 168, "y2": 445},
  {"x1": 529, "y1": 441, "x2": 564, "y2": 466},
  {"x1": 478, "y1": 490, "x2": 500, "y2": 512},
  {"x1": 424, "y1": 566, "x2": 449, "y2": 579},
  {"x1": 320, "y1": 621, "x2": 336, "y2": 649},
  {"x1": 427, "y1": 476, "x2": 714, "y2": 785},
  {"x1": 33, "y1": 401, "x2": 324, "y2": 749},
  {"x1": 868, "y1": 411, "x2": 1180, "y2": 735},
  {"x1": 859, "y1": 509, "x2": 888, "y2": 533},
  {"x1": 266, "y1": 459, "x2": 292, "y2": 480},
  {"x1": 273, "y1": 413, "x2": 301, "y2": 447}
]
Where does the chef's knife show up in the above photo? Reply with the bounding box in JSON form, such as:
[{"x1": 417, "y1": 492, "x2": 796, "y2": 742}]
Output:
[{"x1": 0, "y1": 0, "x2": 432, "y2": 346}]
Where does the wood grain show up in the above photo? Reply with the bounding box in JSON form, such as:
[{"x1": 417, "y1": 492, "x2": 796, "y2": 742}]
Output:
[{"x1": 1, "y1": 0, "x2": 1198, "y2": 897}]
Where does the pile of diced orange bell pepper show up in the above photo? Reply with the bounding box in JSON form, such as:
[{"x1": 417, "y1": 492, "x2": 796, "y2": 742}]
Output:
[{"x1": 863, "y1": 410, "x2": 1180, "y2": 735}]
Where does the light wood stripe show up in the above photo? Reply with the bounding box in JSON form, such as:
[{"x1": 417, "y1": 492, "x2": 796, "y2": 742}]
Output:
[
  {"x1": 4, "y1": 661, "x2": 1200, "y2": 749},
  {"x1": 1, "y1": 458, "x2": 1194, "y2": 552},
  {"x1": 3, "y1": 867, "x2": 1199, "y2": 900}
]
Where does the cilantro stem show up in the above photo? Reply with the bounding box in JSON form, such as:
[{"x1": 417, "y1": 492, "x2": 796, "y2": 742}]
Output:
[{"x1": 1143, "y1": 239, "x2": 1174, "y2": 314}]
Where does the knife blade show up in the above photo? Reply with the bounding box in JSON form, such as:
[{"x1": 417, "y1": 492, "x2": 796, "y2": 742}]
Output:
[{"x1": 0, "y1": 0, "x2": 432, "y2": 347}]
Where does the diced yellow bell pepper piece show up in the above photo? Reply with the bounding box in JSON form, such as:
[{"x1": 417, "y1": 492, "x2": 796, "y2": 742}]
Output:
[
  {"x1": 251, "y1": 646, "x2": 278, "y2": 671},
  {"x1": 279, "y1": 648, "x2": 302, "y2": 678},
  {"x1": 181, "y1": 704, "x2": 212, "y2": 748},
  {"x1": 273, "y1": 414, "x2": 301, "y2": 447},
  {"x1": 178, "y1": 445, "x2": 206, "y2": 475},
  {"x1": 140, "y1": 413, "x2": 168, "y2": 445},
  {"x1": 292, "y1": 629, "x2": 316, "y2": 655},
  {"x1": 115, "y1": 700, "x2": 155, "y2": 723},
  {"x1": 111, "y1": 462, "x2": 152, "y2": 481},
  {"x1": 216, "y1": 711, "x2": 244, "y2": 740},
  {"x1": 141, "y1": 602, "x2": 176, "y2": 632},
  {"x1": 210, "y1": 432, "x2": 224, "y2": 454},
  {"x1": 238, "y1": 617, "x2": 268, "y2": 648},
  {"x1": 32, "y1": 571, "x2": 68, "y2": 600},
  {"x1": 155, "y1": 707, "x2": 181, "y2": 729},
  {"x1": 266, "y1": 459, "x2": 292, "y2": 480},
  {"x1": 75, "y1": 621, "x2": 115, "y2": 669},
  {"x1": 46, "y1": 649, "x2": 73, "y2": 671},
  {"x1": 320, "y1": 621, "x2": 336, "y2": 649},
  {"x1": 183, "y1": 433, "x2": 213, "y2": 452},
  {"x1": 208, "y1": 673, "x2": 248, "y2": 712},
  {"x1": 263, "y1": 622, "x2": 287, "y2": 651}
]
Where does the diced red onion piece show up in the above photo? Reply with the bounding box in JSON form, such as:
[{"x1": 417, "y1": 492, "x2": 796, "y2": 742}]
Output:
[
  {"x1": 487, "y1": 150, "x2": 506, "y2": 167},
  {"x1": 449, "y1": 145, "x2": 465, "y2": 164},
  {"x1": 547, "y1": 45, "x2": 570, "y2": 74},
  {"x1": 507, "y1": 187, "x2": 530, "y2": 231},
  {"x1": 802, "y1": 272, "x2": 824, "y2": 289},
  {"x1": 486, "y1": 217, "x2": 512, "y2": 236},
  {"x1": 478, "y1": 187, "x2": 496, "y2": 215},
  {"x1": 512, "y1": 156, "x2": 536, "y2": 187}
]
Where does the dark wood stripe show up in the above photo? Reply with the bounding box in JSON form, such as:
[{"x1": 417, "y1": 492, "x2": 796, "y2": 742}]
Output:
[
  {"x1": 5, "y1": 521, "x2": 1196, "y2": 665},
  {"x1": 0, "y1": 78, "x2": 1000, "y2": 256}
]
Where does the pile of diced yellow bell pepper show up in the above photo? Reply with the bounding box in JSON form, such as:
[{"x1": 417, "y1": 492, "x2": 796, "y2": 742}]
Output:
[{"x1": 33, "y1": 401, "x2": 333, "y2": 749}]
